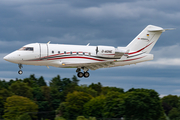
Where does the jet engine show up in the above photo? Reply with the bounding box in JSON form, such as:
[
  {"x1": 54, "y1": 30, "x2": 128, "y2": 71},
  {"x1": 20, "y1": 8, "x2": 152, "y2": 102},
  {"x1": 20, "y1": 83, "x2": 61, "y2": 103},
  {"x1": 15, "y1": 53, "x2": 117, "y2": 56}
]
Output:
[{"x1": 96, "y1": 46, "x2": 127, "y2": 58}]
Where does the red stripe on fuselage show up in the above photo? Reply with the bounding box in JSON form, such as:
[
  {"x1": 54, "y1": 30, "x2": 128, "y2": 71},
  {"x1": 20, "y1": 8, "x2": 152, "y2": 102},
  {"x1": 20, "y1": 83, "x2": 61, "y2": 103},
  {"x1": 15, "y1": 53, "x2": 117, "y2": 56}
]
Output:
[
  {"x1": 47, "y1": 56, "x2": 105, "y2": 61},
  {"x1": 128, "y1": 42, "x2": 154, "y2": 55}
]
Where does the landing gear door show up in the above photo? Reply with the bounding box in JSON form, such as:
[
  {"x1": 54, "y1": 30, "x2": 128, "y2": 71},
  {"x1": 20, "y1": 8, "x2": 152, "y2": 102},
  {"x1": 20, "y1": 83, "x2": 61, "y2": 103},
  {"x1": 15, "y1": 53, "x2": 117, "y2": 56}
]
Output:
[{"x1": 39, "y1": 44, "x2": 48, "y2": 59}]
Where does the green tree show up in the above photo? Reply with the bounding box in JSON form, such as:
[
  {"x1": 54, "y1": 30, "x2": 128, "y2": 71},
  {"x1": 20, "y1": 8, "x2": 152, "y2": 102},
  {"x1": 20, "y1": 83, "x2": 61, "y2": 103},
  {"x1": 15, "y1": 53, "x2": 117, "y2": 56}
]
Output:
[
  {"x1": 41, "y1": 86, "x2": 51, "y2": 101},
  {"x1": 168, "y1": 107, "x2": 180, "y2": 120},
  {"x1": 0, "y1": 88, "x2": 13, "y2": 119},
  {"x1": 3, "y1": 95, "x2": 38, "y2": 120},
  {"x1": 161, "y1": 95, "x2": 179, "y2": 115},
  {"x1": 101, "y1": 86, "x2": 124, "y2": 95},
  {"x1": 49, "y1": 75, "x2": 62, "y2": 91},
  {"x1": 9, "y1": 81, "x2": 33, "y2": 99},
  {"x1": 75, "y1": 85, "x2": 97, "y2": 97},
  {"x1": 59, "y1": 91, "x2": 93, "y2": 119},
  {"x1": 103, "y1": 91, "x2": 125, "y2": 118},
  {"x1": 50, "y1": 75, "x2": 79, "y2": 101},
  {"x1": 83, "y1": 95, "x2": 105, "y2": 118},
  {"x1": 16, "y1": 113, "x2": 32, "y2": 120},
  {"x1": 71, "y1": 75, "x2": 79, "y2": 86},
  {"x1": 37, "y1": 76, "x2": 47, "y2": 86},
  {"x1": 50, "y1": 88, "x2": 62, "y2": 110},
  {"x1": 55, "y1": 116, "x2": 66, "y2": 120},
  {"x1": 76, "y1": 116, "x2": 88, "y2": 120},
  {"x1": 124, "y1": 88, "x2": 164, "y2": 120},
  {"x1": 23, "y1": 74, "x2": 38, "y2": 88},
  {"x1": 89, "y1": 82, "x2": 102, "y2": 95}
]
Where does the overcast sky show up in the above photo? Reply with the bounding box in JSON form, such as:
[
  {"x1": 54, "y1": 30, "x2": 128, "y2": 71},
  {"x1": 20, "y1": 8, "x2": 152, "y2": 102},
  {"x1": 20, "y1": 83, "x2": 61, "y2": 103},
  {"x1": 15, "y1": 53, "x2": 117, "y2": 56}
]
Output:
[{"x1": 1, "y1": 0, "x2": 180, "y2": 96}]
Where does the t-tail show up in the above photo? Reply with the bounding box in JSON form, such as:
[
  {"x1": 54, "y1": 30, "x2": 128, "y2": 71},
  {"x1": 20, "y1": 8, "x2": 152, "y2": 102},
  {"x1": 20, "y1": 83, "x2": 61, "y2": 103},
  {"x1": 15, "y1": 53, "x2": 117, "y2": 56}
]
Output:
[{"x1": 126, "y1": 25, "x2": 172, "y2": 54}]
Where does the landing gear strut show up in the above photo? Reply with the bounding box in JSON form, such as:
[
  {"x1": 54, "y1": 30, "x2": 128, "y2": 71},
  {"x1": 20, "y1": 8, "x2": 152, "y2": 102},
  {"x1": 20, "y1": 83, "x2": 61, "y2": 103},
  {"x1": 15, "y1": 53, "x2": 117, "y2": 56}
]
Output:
[
  {"x1": 18, "y1": 64, "x2": 23, "y2": 75},
  {"x1": 76, "y1": 67, "x2": 90, "y2": 78}
]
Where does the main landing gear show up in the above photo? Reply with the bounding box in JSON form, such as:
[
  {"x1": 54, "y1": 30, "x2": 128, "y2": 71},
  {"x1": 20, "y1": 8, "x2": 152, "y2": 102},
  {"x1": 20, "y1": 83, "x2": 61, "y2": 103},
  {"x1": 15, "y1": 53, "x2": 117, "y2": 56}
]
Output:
[
  {"x1": 18, "y1": 64, "x2": 23, "y2": 75},
  {"x1": 76, "y1": 67, "x2": 90, "y2": 78}
]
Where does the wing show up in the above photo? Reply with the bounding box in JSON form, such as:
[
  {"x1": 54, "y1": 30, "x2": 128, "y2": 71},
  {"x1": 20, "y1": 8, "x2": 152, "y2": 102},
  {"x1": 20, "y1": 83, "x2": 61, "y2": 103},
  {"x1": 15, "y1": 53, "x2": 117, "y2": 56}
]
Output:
[
  {"x1": 82, "y1": 61, "x2": 115, "y2": 70},
  {"x1": 61, "y1": 60, "x2": 116, "y2": 70}
]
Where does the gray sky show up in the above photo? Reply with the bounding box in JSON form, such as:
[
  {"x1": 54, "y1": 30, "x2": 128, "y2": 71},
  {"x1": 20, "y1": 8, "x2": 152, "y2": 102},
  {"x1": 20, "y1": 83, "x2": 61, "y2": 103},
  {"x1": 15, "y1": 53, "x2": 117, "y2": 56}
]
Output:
[{"x1": 1, "y1": 0, "x2": 180, "y2": 96}]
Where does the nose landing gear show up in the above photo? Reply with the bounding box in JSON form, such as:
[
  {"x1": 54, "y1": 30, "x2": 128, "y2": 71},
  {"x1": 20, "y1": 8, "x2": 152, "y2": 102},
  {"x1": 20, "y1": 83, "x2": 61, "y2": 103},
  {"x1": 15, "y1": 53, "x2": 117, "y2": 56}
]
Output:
[
  {"x1": 18, "y1": 70, "x2": 23, "y2": 75},
  {"x1": 76, "y1": 67, "x2": 90, "y2": 78},
  {"x1": 18, "y1": 64, "x2": 23, "y2": 75}
]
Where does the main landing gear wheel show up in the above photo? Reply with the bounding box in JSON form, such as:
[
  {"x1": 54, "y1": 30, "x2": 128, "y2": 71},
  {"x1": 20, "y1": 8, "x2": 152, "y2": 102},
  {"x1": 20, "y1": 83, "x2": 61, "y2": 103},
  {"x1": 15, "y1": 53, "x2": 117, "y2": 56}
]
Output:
[
  {"x1": 77, "y1": 72, "x2": 84, "y2": 78},
  {"x1": 18, "y1": 70, "x2": 23, "y2": 75},
  {"x1": 76, "y1": 67, "x2": 90, "y2": 78},
  {"x1": 84, "y1": 72, "x2": 90, "y2": 78}
]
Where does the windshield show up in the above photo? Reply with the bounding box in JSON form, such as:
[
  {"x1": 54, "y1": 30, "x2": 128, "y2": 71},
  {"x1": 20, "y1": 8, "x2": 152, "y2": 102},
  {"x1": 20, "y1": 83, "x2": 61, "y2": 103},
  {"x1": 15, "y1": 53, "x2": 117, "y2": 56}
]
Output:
[{"x1": 19, "y1": 47, "x2": 34, "y2": 51}]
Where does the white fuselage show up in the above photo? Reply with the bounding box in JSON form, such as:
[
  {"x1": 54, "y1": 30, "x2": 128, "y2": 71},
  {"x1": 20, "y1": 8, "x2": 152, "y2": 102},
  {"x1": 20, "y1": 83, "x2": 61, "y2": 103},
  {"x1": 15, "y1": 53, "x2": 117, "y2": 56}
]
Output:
[{"x1": 4, "y1": 43, "x2": 153, "y2": 69}]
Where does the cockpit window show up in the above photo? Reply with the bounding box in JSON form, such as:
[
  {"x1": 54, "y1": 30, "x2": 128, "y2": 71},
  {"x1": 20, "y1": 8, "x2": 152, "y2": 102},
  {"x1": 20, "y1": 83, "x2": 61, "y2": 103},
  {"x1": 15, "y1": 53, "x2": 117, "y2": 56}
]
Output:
[{"x1": 19, "y1": 47, "x2": 34, "y2": 51}]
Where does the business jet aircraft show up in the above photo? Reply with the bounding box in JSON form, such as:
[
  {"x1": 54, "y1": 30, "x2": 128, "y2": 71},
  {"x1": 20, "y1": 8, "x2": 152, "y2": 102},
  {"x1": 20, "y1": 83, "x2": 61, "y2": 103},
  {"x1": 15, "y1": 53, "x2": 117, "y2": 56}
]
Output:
[{"x1": 3, "y1": 25, "x2": 172, "y2": 78}]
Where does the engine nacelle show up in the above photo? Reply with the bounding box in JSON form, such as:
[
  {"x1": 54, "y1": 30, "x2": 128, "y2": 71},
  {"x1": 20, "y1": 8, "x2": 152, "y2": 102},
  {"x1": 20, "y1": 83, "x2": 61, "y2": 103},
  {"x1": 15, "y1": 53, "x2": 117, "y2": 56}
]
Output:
[{"x1": 96, "y1": 46, "x2": 115, "y2": 58}]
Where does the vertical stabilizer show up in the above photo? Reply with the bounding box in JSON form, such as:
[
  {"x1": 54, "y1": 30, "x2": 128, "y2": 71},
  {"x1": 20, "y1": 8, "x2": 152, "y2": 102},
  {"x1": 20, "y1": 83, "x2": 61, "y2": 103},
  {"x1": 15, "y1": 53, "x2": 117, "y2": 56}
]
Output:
[{"x1": 126, "y1": 25, "x2": 165, "y2": 54}]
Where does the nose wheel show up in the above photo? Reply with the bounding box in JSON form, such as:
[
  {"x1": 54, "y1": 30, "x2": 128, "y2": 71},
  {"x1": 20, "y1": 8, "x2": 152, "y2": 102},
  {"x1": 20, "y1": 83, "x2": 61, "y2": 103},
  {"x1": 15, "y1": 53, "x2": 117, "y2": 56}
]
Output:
[
  {"x1": 76, "y1": 67, "x2": 90, "y2": 78},
  {"x1": 18, "y1": 64, "x2": 23, "y2": 75},
  {"x1": 18, "y1": 70, "x2": 23, "y2": 75}
]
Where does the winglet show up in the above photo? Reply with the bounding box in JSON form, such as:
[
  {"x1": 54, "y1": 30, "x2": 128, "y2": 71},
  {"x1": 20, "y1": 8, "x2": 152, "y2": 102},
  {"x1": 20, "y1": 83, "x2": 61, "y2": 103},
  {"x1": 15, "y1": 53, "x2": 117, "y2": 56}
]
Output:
[
  {"x1": 87, "y1": 43, "x2": 90, "y2": 46},
  {"x1": 47, "y1": 41, "x2": 51, "y2": 44}
]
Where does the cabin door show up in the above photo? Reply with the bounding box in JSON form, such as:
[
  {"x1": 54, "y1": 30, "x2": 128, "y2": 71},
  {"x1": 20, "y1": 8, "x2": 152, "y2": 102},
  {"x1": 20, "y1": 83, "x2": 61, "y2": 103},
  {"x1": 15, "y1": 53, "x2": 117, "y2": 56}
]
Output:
[{"x1": 39, "y1": 44, "x2": 48, "y2": 59}]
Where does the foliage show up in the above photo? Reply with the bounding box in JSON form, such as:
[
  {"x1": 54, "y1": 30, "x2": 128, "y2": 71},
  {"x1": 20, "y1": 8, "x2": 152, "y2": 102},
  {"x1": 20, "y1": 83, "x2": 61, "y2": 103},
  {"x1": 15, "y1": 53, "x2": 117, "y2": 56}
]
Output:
[
  {"x1": 168, "y1": 107, "x2": 180, "y2": 120},
  {"x1": 9, "y1": 81, "x2": 33, "y2": 99},
  {"x1": 3, "y1": 95, "x2": 38, "y2": 120},
  {"x1": 0, "y1": 88, "x2": 13, "y2": 119},
  {"x1": 23, "y1": 74, "x2": 38, "y2": 88},
  {"x1": 50, "y1": 87, "x2": 62, "y2": 110},
  {"x1": 37, "y1": 76, "x2": 47, "y2": 86},
  {"x1": 60, "y1": 91, "x2": 93, "y2": 119},
  {"x1": 55, "y1": 116, "x2": 66, "y2": 120},
  {"x1": 103, "y1": 91, "x2": 125, "y2": 118},
  {"x1": 49, "y1": 75, "x2": 62, "y2": 91},
  {"x1": 124, "y1": 88, "x2": 164, "y2": 120},
  {"x1": 0, "y1": 75, "x2": 170, "y2": 120},
  {"x1": 76, "y1": 116, "x2": 88, "y2": 120},
  {"x1": 75, "y1": 85, "x2": 97, "y2": 97},
  {"x1": 89, "y1": 82, "x2": 102, "y2": 96},
  {"x1": 101, "y1": 86, "x2": 124, "y2": 95},
  {"x1": 161, "y1": 95, "x2": 179, "y2": 115},
  {"x1": 16, "y1": 113, "x2": 32, "y2": 120},
  {"x1": 84, "y1": 95, "x2": 105, "y2": 118},
  {"x1": 76, "y1": 116, "x2": 96, "y2": 120}
]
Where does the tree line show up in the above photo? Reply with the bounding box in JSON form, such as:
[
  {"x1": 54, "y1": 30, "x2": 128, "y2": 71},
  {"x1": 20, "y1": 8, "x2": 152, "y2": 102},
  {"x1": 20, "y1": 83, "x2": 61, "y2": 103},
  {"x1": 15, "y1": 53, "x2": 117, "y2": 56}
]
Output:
[{"x1": 0, "y1": 74, "x2": 179, "y2": 120}]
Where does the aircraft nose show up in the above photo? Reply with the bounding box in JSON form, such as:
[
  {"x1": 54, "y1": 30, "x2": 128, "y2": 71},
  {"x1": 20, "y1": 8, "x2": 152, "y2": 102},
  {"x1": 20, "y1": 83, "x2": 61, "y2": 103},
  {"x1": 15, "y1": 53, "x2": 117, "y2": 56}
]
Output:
[{"x1": 3, "y1": 54, "x2": 12, "y2": 61}]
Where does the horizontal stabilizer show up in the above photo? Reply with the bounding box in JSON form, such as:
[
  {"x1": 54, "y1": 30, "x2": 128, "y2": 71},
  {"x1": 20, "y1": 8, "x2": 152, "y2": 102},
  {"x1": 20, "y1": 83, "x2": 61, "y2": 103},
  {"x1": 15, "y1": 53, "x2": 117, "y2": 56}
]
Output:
[{"x1": 148, "y1": 26, "x2": 175, "y2": 32}]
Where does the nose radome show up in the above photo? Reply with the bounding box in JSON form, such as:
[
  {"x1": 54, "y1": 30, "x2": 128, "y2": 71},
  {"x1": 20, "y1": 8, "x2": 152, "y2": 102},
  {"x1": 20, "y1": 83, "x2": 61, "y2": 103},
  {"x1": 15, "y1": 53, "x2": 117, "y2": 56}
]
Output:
[{"x1": 3, "y1": 54, "x2": 11, "y2": 61}]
